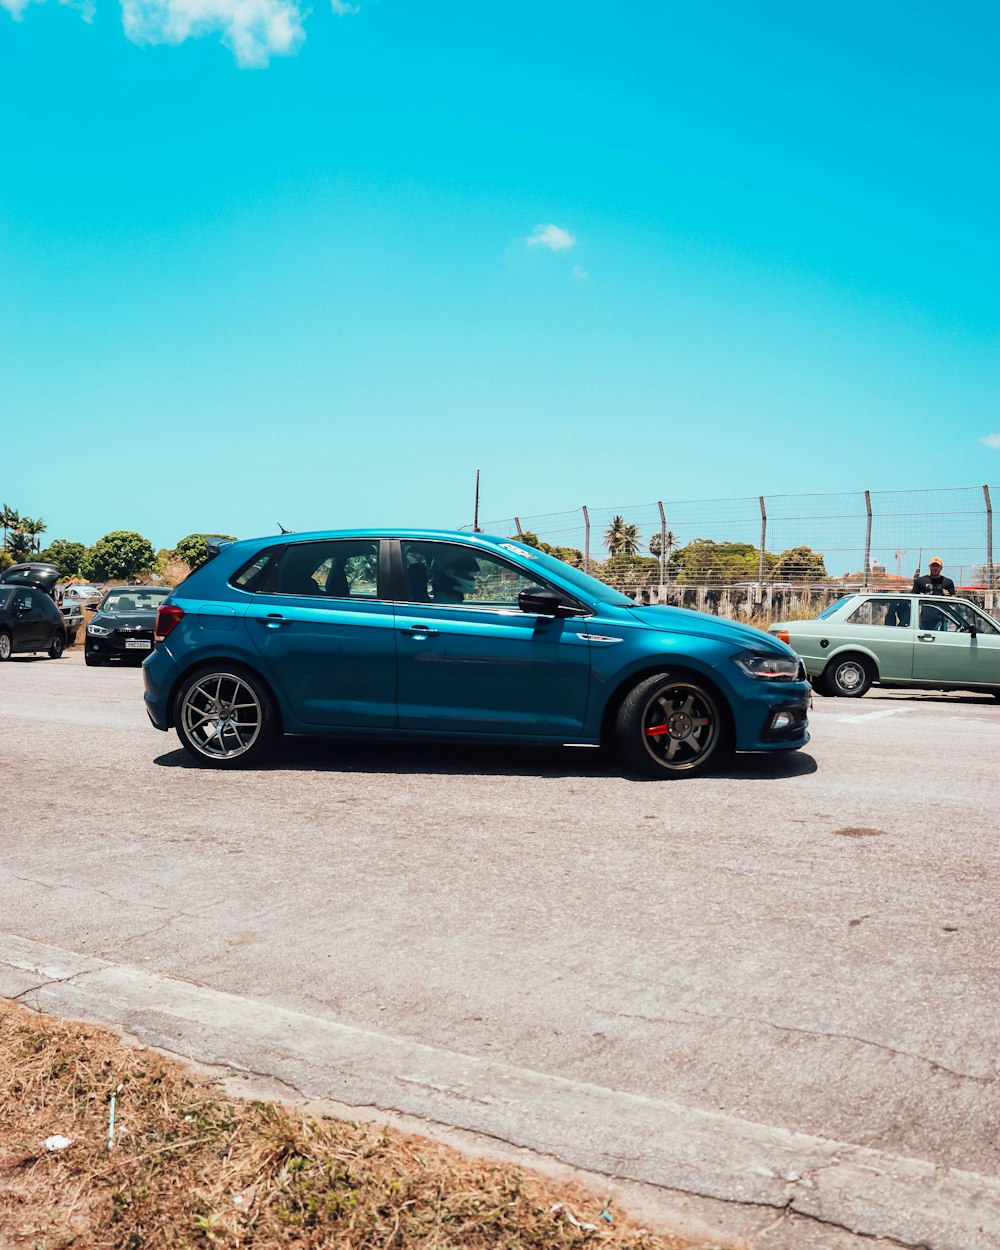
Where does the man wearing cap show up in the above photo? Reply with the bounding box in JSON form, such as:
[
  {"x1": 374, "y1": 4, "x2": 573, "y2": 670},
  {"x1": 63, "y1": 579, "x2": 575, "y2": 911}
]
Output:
[{"x1": 912, "y1": 558, "x2": 956, "y2": 596}]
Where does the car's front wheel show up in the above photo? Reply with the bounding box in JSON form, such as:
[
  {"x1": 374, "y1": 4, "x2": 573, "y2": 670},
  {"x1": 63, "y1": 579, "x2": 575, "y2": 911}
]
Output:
[
  {"x1": 820, "y1": 654, "x2": 873, "y2": 698},
  {"x1": 0, "y1": 632, "x2": 11, "y2": 661},
  {"x1": 174, "y1": 666, "x2": 278, "y2": 768},
  {"x1": 615, "y1": 672, "x2": 728, "y2": 778}
]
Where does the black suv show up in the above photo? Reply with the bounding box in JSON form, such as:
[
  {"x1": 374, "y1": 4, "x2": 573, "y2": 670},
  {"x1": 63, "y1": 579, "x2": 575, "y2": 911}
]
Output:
[{"x1": 0, "y1": 563, "x2": 67, "y2": 661}]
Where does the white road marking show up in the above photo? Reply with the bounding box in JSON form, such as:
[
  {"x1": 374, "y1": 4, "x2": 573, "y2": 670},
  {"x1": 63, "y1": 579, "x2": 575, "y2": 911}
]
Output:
[{"x1": 834, "y1": 709, "x2": 901, "y2": 723}]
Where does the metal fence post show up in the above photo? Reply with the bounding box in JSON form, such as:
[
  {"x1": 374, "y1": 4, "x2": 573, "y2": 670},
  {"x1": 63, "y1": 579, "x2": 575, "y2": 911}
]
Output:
[
  {"x1": 863, "y1": 490, "x2": 873, "y2": 589},
  {"x1": 985, "y1": 485, "x2": 995, "y2": 610},
  {"x1": 582, "y1": 505, "x2": 591, "y2": 573},
  {"x1": 514, "y1": 516, "x2": 523, "y2": 538},
  {"x1": 657, "y1": 500, "x2": 666, "y2": 589},
  {"x1": 758, "y1": 496, "x2": 767, "y2": 594}
]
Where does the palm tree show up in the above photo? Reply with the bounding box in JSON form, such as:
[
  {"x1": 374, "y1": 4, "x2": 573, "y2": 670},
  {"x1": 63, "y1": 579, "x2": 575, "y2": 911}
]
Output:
[
  {"x1": 604, "y1": 515, "x2": 642, "y2": 556},
  {"x1": 647, "y1": 530, "x2": 678, "y2": 560},
  {"x1": 22, "y1": 515, "x2": 47, "y2": 555},
  {"x1": 1, "y1": 504, "x2": 19, "y2": 553}
]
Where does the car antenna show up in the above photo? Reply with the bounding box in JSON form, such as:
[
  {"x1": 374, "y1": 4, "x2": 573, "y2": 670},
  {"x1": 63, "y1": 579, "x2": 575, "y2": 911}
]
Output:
[{"x1": 278, "y1": 522, "x2": 293, "y2": 534}]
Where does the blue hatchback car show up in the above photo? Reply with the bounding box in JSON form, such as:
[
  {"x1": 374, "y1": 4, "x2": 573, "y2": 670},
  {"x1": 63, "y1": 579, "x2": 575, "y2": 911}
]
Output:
[{"x1": 143, "y1": 530, "x2": 810, "y2": 777}]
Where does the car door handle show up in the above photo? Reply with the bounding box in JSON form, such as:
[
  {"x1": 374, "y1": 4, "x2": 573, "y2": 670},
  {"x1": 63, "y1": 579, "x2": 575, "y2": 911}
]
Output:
[
  {"x1": 404, "y1": 625, "x2": 439, "y2": 638},
  {"x1": 917, "y1": 633, "x2": 935, "y2": 641},
  {"x1": 258, "y1": 613, "x2": 287, "y2": 629}
]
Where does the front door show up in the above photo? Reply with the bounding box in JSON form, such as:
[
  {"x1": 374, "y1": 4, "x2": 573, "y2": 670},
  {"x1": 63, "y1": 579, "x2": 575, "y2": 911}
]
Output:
[
  {"x1": 246, "y1": 538, "x2": 396, "y2": 728},
  {"x1": 393, "y1": 540, "x2": 592, "y2": 737},
  {"x1": 912, "y1": 600, "x2": 1000, "y2": 687}
]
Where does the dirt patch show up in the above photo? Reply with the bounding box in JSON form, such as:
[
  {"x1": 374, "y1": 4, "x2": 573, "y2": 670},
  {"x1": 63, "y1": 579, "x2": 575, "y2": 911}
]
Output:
[{"x1": 0, "y1": 999, "x2": 697, "y2": 1250}]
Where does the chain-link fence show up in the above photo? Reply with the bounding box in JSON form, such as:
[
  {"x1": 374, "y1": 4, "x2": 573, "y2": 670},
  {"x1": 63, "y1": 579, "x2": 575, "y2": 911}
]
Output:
[{"x1": 483, "y1": 484, "x2": 998, "y2": 610}]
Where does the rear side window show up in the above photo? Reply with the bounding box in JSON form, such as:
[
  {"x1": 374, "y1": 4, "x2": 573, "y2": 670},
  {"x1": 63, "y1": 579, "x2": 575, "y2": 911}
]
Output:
[
  {"x1": 230, "y1": 551, "x2": 276, "y2": 592},
  {"x1": 846, "y1": 599, "x2": 911, "y2": 628},
  {"x1": 264, "y1": 540, "x2": 380, "y2": 600}
]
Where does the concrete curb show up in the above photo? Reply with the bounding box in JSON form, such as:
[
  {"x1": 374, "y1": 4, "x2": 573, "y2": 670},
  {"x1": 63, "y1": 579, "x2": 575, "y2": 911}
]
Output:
[{"x1": 2, "y1": 932, "x2": 996, "y2": 1250}]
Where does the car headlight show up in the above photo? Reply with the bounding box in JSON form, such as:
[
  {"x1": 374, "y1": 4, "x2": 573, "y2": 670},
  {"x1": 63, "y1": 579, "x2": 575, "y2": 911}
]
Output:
[
  {"x1": 87, "y1": 623, "x2": 110, "y2": 636},
  {"x1": 732, "y1": 650, "x2": 801, "y2": 681}
]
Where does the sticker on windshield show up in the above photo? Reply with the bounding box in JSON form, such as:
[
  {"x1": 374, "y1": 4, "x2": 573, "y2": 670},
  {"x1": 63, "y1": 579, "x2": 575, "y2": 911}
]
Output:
[{"x1": 501, "y1": 543, "x2": 537, "y2": 558}]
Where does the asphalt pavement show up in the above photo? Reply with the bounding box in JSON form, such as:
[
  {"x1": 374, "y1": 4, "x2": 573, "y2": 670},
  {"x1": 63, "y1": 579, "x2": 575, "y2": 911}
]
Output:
[{"x1": 1, "y1": 651, "x2": 998, "y2": 1250}]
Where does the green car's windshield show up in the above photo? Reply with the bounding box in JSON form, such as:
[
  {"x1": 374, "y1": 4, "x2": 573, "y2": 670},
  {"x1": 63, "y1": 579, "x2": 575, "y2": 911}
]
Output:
[
  {"x1": 815, "y1": 598, "x2": 852, "y2": 620},
  {"x1": 497, "y1": 542, "x2": 634, "y2": 607}
]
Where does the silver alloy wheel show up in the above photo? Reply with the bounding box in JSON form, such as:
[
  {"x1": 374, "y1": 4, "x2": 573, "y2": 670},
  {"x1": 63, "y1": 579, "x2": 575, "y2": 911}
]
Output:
[
  {"x1": 832, "y1": 659, "x2": 866, "y2": 693},
  {"x1": 0, "y1": 633, "x2": 10, "y2": 661},
  {"x1": 179, "y1": 671, "x2": 263, "y2": 761}
]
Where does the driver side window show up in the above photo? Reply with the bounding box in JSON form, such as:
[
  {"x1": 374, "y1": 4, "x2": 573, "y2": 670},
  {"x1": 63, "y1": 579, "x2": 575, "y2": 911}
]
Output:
[{"x1": 400, "y1": 542, "x2": 545, "y2": 608}]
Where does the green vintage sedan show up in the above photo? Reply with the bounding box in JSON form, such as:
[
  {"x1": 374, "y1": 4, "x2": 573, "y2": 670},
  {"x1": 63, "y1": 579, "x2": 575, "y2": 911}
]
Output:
[{"x1": 770, "y1": 594, "x2": 1000, "y2": 698}]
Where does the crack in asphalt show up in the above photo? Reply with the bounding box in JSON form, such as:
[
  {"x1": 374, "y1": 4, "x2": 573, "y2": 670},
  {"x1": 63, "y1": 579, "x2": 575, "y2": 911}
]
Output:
[
  {"x1": 12, "y1": 970, "x2": 88, "y2": 1002},
  {"x1": 606, "y1": 1008, "x2": 994, "y2": 1085}
]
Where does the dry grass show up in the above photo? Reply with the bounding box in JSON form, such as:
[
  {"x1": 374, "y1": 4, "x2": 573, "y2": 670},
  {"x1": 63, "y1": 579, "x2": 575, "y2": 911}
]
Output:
[{"x1": 0, "y1": 1001, "x2": 701, "y2": 1250}]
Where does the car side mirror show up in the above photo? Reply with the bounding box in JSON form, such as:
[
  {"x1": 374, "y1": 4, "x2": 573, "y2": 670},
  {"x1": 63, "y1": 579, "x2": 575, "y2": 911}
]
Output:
[{"x1": 518, "y1": 587, "x2": 584, "y2": 618}]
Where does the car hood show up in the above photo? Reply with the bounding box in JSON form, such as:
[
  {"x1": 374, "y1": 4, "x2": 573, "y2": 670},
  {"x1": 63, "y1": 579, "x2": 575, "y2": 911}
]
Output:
[
  {"x1": 91, "y1": 610, "x2": 158, "y2": 627},
  {"x1": 624, "y1": 603, "x2": 793, "y2": 654}
]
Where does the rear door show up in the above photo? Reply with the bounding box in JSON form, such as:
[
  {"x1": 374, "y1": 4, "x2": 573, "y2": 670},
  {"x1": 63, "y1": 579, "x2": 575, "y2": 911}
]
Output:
[
  {"x1": 245, "y1": 538, "x2": 397, "y2": 728},
  {"x1": 13, "y1": 588, "x2": 45, "y2": 648}
]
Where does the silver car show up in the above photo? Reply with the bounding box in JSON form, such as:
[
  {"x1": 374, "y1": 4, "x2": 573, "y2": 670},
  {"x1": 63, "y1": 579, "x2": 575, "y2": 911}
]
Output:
[{"x1": 771, "y1": 594, "x2": 1000, "y2": 698}]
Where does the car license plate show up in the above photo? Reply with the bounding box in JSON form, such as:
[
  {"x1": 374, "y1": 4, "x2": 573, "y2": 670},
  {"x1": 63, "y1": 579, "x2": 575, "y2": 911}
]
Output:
[{"x1": 125, "y1": 639, "x2": 152, "y2": 650}]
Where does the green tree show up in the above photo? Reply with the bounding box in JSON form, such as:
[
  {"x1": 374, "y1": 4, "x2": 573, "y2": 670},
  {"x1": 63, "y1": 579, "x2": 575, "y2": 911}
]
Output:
[
  {"x1": 603, "y1": 516, "x2": 642, "y2": 556},
  {"x1": 83, "y1": 531, "x2": 157, "y2": 581},
  {"x1": 593, "y1": 553, "x2": 661, "y2": 590},
  {"x1": 671, "y1": 539, "x2": 768, "y2": 586},
  {"x1": 515, "y1": 531, "x2": 583, "y2": 567},
  {"x1": 40, "y1": 539, "x2": 87, "y2": 577},
  {"x1": 771, "y1": 545, "x2": 828, "y2": 583},
  {"x1": 647, "y1": 530, "x2": 678, "y2": 561},
  {"x1": 174, "y1": 532, "x2": 238, "y2": 569}
]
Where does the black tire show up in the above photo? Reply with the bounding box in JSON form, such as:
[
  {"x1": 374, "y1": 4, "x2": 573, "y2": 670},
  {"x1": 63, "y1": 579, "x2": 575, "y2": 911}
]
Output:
[
  {"x1": 0, "y1": 632, "x2": 11, "y2": 662},
  {"x1": 173, "y1": 665, "x2": 278, "y2": 768},
  {"x1": 615, "y1": 671, "x2": 728, "y2": 779},
  {"x1": 820, "y1": 654, "x2": 873, "y2": 698},
  {"x1": 47, "y1": 633, "x2": 65, "y2": 660},
  {"x1": 85, "y1": 651, "x2": 102, "y2": 667}
]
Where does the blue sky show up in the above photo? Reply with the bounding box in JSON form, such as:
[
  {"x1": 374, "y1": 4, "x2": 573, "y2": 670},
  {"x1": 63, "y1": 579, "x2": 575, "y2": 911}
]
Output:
[{"x1": 1, "y1": 0, "x2": 998, "y2": 552}]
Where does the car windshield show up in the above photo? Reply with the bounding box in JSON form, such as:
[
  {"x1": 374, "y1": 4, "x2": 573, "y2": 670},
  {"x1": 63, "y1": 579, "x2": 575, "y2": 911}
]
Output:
[
  {"x1": 815, "y1": 598, "x2": 852, "y2": 620},
  {"x1": 100, "y1": 589, "x2": 170, "y2": 611},
  {"x1": 495, "y1": 542, "x2": 634, "y2": 607}
]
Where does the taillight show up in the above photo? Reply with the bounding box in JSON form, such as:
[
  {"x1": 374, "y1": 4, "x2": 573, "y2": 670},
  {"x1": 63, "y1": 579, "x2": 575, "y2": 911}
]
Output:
[
  {"x1": 154, "y1": 603, "x2": 185, "y2": 644},
  {"x1": 774, "y1": 629, "x2": 790, "y2": 645}
]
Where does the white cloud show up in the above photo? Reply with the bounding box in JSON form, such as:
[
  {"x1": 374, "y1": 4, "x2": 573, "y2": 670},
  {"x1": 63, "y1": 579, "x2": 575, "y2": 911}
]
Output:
[
  {"x1": 330, "y1": 0, "x2": 358, "y2": 13},
  {"x1": 571, "y1": 264, "x2": 588, "y2": 281},
  {"x1": 525, "y1": 223, "x2": 576, "y2": 252},
  {"x1": 980, "y1": 433, "x2": 1000, "y2": 449},
  {"x1": 120, "y1": 0, "x2": 304, "y2": 67}
]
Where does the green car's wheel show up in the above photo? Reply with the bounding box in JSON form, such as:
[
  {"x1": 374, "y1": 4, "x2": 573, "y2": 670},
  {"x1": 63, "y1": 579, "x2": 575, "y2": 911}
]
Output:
[
  {"x1": 821, "y1": 654, "x2": 873, "y2": 698},
  {"x1": 616, "y1": 672, "x2": 728, "y2": 778}
]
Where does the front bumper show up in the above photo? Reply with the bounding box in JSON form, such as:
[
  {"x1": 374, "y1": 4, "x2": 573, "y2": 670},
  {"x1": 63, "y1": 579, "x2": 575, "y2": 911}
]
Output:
[{"x1": 86, "y1": 631, "x2": 155, "y2": 661}]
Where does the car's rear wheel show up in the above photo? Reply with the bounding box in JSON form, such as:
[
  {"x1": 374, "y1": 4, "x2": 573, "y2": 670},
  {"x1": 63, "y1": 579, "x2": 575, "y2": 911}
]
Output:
[
  {"x1": 47, "y1": 634, "x2": 65, "y2": 660},
  {"x1": 615, "y1": 672, "x2": 727, "y2": 778},
  {"x1": 174, "y1": 666, "x2": 278, "y2": 768},
  {"x1": 0, "y1": 632, "x2": 11, "y2": 661},
  {"x1": 821, "y1": 654, "x2": 873, "y2": 698}
]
